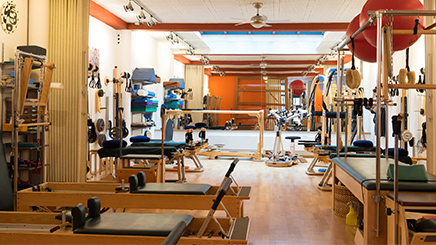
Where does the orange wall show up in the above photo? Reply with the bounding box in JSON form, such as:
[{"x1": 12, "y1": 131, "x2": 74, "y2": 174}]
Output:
[
  {"x1": 208, "y1": 76, "x2": 237, "y2": 125},
  {"x1": 209, "y1": 76, "x2": 265, "y2": 126}
]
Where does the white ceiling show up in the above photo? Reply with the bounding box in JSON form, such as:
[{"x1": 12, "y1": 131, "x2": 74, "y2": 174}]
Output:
[
  {"x1": 91, "y1": 0, "x2": 360, "y2": 77},
  {"x1": 93, "y1": 0, "x2": 367, "y2": 24}
]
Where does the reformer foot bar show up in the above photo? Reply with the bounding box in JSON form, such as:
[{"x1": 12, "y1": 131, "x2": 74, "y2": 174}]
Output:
[
  {"x1": 17, "y1": 159, "x2": 250, "y2": 218},
  {"x1": 0, "y1": 180, "x2": 250, "y2": 244}
]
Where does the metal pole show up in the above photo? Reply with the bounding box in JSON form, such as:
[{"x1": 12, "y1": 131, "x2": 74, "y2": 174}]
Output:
[
  {"x1": 336, "y1": 16, "x2": 376, "y2": 51},
  {"x1": 375, "y1": 10, "x2": 384, "y2": 238},
  {"x1": 393, "y1": 132, "x2": 400, "y2": 244},
  {"x1": 336, "y1": 53, "x2": 341, "y2": 157}
]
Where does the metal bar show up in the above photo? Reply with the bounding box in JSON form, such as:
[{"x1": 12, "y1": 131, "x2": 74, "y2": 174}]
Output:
[
  {"x1": 368, "y1": 10, "x2": 436, "y2": 17},
  {"x1": 375, "y1": 10, "x2": 383, "y2": 238},
  {"x1": 336, "y1": 16, "x2": 376, "y2": 51},
  {"x1": 336, "y1": 52, "x2": 341, "y2": 157},
  {"x1": 15, "y1": 50, "x2": 46, "y2": 60},
  {"x1": 393, "y1": 133, "x2": 400, "y2": 244}
]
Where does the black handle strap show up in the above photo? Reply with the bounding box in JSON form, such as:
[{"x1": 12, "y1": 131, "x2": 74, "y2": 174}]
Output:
[
  {"x1": 413, "y1": 19, "x2": 419, "y2": 35},
  {"x1": 351, "y1": 37, "x2": 356, "y2": 70},
  {"x1": 405, "y1": 48, "x2": 410, "y2": 72}
]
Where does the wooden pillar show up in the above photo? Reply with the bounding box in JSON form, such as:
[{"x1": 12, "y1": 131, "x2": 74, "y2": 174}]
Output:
[{"x1": 425, "y1": 0, "x2": 436, "y2": 174}]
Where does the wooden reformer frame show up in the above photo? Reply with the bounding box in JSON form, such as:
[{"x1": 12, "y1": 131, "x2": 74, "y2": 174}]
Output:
[{"x1": 163, "y1": 110, "x2": 265, "y2": 160}]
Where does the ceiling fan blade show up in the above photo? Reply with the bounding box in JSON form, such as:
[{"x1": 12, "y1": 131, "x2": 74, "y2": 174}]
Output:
[
  {"x1": 235, "y1": 22, "x2": 250, "y2": 26},
  {"x1": 231, "y1": 17, "x2": 247, "y2": 21},
  {"x1": 265, "y1": 20, "x2": 290, "y2": 23}
]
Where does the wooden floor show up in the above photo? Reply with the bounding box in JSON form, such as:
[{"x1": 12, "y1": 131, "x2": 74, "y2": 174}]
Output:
[{"x1": 163, "y1": 157, "x2": 356, "y2": 245}]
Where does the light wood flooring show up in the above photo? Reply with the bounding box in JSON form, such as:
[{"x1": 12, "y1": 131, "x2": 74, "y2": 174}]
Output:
[{"x1": 162, "y1": 157, "x2": 356, "y2": 245}]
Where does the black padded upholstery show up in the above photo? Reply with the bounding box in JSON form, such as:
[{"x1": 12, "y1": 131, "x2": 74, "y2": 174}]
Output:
[
  {"x1": 87, "y1": 197, "x2": 101, "y2": 218},
  {"x1": 0, "y1": 134, "x2": 13, "y2": 211},
  {"x1": 332, "y1": 157, "x2": 436, "y2": 191},
  {"x1": 320, "y1": 145, "x2": 376, "y2": 152},
  {"x1": 285, "y1": 136, "x2": 301, "y2": 140},
  {"x1": 74, "y1": 213, "x2": 193, "y2": 236},
  {"x1": 72, "y1": 204, "x2": 86, "y2": 231},
  {"x1": 132, "y1": 183, "x2": 211, "y2": 195},
  {"x1": 137, "y1": 171, "x2": 146, "y2": 186}
]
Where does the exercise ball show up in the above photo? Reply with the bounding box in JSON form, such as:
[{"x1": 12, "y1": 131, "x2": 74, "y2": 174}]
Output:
[
  {"x1": 289, "y1": 80, "x2": 305, "y2": 96},
  {"x1": 346, "y1": 14, "x2": 377, "y2": 63},
  {"x1": 359, "y1": 0, "x2": 424, "y2": 52}
]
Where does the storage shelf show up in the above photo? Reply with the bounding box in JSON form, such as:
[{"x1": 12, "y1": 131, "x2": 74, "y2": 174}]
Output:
[
  {"x1": 131, "y1": 111, "x2": 155, "y2": 114},
  {"x1": 131, "y1": 95, "x2": 155, "y2": 100},
  {"x1": 17, "y1": 165, "x2": 42, "y2": 171}
]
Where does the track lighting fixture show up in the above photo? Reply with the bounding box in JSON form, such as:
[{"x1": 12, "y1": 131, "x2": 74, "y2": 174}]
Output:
[
  {"x1": 213, "y1": 66, "x2": 219, "y2": 72},
  {"x1": 302, "y1": 71, "x2": 308, "y2": 77},
  {"x1": 263, "y1": 75, "x2": 268, "y2": 80},
  {"x1": 146, "y1": 17, "x2": 157, "y2": 27},
  {"x1": 308, "y1": 65, "x2": 315, "y2": 72},
  {"x1": 200, "y1": 56, "x2": 210, "y2": 65},
  {"x1": 124, "y1": 0, "x2": 134, "y2": 12},
  {"x1": 123, "y1": 0, "x2": 161, "y2": 26},
  {"x1": 186, "y1": 46, "x2": 195, "y2": 55},
  {"x1": 137, "y1": 8, "x2": 146, "y2": 21},
  {"x1": 219, "y1": 71, "x2": 226, "y2": 77}
]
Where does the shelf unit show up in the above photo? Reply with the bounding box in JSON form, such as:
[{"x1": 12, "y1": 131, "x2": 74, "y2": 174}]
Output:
[
  {"x1": 130, "y1": 80, "x2": 158, "y2": 135},
  {"x1": 1, "y1": 49, "x2": 54, "y2": 210}
]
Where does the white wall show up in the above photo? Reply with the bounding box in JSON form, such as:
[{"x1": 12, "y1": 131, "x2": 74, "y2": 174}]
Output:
[
  {"x1": 28, "y1": 0, "x2": 49, "y2": 49},
  {"x1": 0, "y1": 0, "x2": 28, "y2": 62},
  {"x1": 88, "y1": 20, "x2": 179, "y2": 143},
  {"x1": 88, "y1": 16, "x2": 117, "y2": 149}
]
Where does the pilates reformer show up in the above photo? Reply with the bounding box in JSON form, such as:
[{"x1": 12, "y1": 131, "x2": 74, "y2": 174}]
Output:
[
  {"x1": 16, "y1": 159, "x2": 251, "y2": 218},
  {"x1": 332, "y1": 156, "x2": 436, "y2": 244},
  {"x1": 167, "y1": 109, "x2": 265, "y2": 160},
  {"x1": 0, "y1": 180, "x2": 250, "y2": 244},
  {"x1": 97, "y1": 139, "x2": 208, "y2": 183}
]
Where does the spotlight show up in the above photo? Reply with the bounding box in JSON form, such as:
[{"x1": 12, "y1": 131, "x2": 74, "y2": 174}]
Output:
[
  {"x1": 308, "y1": 65, "x2": 315, "y2": 72},
  {"x1": 261, "y1": 69, "x2": 267, "y2": 76},
  {"x1": 200, "y1": 56, "x2": 210, "y2": 65},
  {"x1": 137, "y1": 8, "x2": 146, "y2": 21},
  {"x1": 146, "y1": 17, "x2": 157, "y2": 27},
  {"x1": 219, "y1": 71, "x2": 226, "y2": 77},
  {"x1": 263, "y1": 75, "x2": 268, "y2": 80},
  {"x1": 123, "y1": 0, "x2": 134, "y2": 12},
  {"x1": 186, "y1": 46, "x2": 195, "y2": 55},
  {"x1": 302, "y1": 71, "x2": 308, "y2": 77},
  {"x1": 213, "y1": 66, "x2": 219, "y2": 72}
]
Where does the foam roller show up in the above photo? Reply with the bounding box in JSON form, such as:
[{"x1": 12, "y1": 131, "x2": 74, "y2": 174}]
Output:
[
  {"x1": 407, "y1": 71, "x2": 416, "y2": 84},
  {"x1": 398, "y1": 69, "x2": 407, "y2": 84}
]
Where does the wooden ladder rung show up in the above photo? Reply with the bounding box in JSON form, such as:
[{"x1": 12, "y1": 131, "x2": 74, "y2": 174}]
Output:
[
  {"x1": 23, "y1": 102, "x2": 47, "y2": 107},
  {"x1": 18, "y1": 122, "x2": 51, "y2": 127}
]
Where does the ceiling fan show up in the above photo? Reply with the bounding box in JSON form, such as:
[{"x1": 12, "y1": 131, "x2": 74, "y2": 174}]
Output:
[{"x1": 235, "y1": 2, "x2": 289, "y2": 29}]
